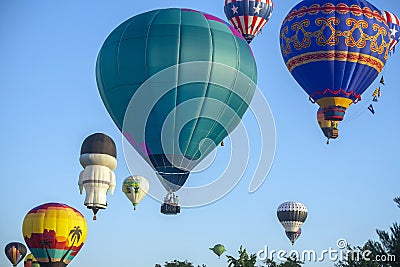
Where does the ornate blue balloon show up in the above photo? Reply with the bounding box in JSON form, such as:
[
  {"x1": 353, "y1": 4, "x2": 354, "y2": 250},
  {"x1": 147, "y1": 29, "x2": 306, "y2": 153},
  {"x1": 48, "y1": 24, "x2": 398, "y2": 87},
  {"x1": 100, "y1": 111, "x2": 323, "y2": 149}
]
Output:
[{"x1": 280, "y1": 0, "x2": 390, "y2": 121}]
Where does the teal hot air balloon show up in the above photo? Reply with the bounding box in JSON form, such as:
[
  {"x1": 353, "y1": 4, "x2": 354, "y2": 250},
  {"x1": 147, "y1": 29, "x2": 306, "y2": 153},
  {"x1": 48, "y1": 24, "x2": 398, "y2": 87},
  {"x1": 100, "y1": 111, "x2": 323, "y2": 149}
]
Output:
[{"x1": 96, "y1": 8, "x2": 257, "y2": 210}]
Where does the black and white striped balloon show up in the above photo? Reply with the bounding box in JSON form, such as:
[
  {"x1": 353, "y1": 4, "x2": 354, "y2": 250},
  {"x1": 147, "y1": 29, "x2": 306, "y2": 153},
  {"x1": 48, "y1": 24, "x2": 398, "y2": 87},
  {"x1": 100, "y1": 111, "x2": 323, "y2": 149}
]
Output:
[{"x1": 277, "y1": 201, "x2": 308, "y2": 242}]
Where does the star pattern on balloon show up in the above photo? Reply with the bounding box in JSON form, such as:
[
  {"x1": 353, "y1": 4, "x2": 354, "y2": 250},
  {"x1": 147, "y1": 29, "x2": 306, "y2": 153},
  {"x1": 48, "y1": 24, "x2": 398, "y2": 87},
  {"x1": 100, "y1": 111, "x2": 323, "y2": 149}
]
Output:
[
  {"x1": 253, "y1": 4, "x2": 262, "y2": 14},
  {"x1": 390, "y1": 27, "x2": 398, "y2": 37},
  {"x1": 224, "y1": 0, "x2": 274, "y2": 43},
  {"x1": 231, "y1": 5, "x2": 238, "y2": 14}
]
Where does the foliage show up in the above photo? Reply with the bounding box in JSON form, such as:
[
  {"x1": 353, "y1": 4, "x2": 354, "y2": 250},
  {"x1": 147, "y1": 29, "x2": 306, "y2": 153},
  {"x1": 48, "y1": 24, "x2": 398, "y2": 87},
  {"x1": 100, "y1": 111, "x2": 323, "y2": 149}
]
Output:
[
  {"x1": 393, "y1": 197, "x2": 400, "y2": 209},
  {"x1": 335, "y1": 197, "x2": 400, "y2": 267},
  {"x1": 279, "y1": 257, "x2": 304, "y2": 267},
  {"x1": 226, "y1": 246, "x2": 303, "y2": 267},
  {"x1": 264, "y1": 257, "x2": 303, "y2": 267},
  {"x1": 227, "y1": 246, "x2": 257, "y2": 267},
  {"x1": 155, "y1": 260, "x2": 206, "y2": 267}
]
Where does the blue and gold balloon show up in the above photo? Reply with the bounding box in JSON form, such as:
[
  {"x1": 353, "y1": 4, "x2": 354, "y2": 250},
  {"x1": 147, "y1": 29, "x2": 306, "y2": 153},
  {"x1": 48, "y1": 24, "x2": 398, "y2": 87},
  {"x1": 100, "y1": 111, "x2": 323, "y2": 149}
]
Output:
[{"x1": 280, "y1": 0, "x2": 390, "y2": 121}]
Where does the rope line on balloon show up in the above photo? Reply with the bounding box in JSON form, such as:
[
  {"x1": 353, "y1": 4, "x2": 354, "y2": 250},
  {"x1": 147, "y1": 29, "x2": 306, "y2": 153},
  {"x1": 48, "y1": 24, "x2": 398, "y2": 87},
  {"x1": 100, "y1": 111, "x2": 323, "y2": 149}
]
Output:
[
  {"x1": 337, "y1": 55, "x2": 390, "y2": 123},
  {"x1": 341, "y1": 64, "x2": 388, "y2": 125}
]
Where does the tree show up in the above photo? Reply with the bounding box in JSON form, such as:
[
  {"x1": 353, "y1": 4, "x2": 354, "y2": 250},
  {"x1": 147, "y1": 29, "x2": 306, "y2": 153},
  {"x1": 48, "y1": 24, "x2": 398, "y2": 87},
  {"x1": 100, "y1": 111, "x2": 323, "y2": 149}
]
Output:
[
  {"x1": 155, "y1": 260, "x2": 206, "y2": 267},
  {"x1": 280, "y1": 257, "x2": 303, "y2": 267},
  {"x1": 376, "y1": 223, "x2": 400, "y2": 266},
  {"x1": 263, "y1": 259, "x2": 278, "y2": 267},
  {"x1": 335, "y1": 197, "x2": 400, "y2": 267},
  {"x1": 393, "y1": 197, "x2": 400, "y2": 209},
  {"x1": 263, "y1": 257, "x2": 303, "y2": 267},
  {"x1": 227, "y1": 246, "x2": 257, "y2": 267},
  {"x1": 335, "y1": 242, "x2": 382, "y2": 267}
]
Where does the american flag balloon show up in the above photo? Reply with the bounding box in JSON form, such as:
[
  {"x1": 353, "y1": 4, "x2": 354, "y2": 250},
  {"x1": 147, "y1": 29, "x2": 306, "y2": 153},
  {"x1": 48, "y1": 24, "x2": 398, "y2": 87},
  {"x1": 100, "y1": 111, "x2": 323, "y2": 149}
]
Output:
[
  {"x1": 382, "y1": 10, "x2": 400, "y2": 53},
  {"x1": 224, "y1": 0, "x2": 273, "y2": 44}
]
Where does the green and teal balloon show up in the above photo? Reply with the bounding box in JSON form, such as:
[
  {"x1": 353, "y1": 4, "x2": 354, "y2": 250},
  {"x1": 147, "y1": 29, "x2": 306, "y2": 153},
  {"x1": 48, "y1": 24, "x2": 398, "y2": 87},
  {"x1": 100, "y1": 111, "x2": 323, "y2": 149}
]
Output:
[{"x1": 96, "y1": 8, "x2": 257, "y2": 192}]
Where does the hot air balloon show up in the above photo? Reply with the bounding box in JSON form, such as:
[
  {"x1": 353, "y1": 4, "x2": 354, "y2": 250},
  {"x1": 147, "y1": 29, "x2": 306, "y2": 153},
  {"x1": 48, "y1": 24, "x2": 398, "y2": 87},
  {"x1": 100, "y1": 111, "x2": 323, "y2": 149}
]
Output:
[
  {"x1": 122, "y1": 176, "x2": 149, "y2": 210},
  {"x1": 280, "y1": 0, "x2": 390, "y2": 124},
  {"x1": 24, "y1": 253, "x2": 40, "y2": 267},
  {"x1": 317, "y1": 108, "x2": 339, "y2": 144},
  {"x1": 96, "y1": 8, "x2": 257, "y2": 214},
  {"x1": 210, "y1": 244, "x2": 226, "y2": 258},
  {"x1": 79, "y1": 133, "x2": 117, "y2": 220},
  {"x1": 5, "y1": 242, "x2": 26, "y2": 267},
  {"x1": 286, "y1": 228, "x2": 302, "y2": 245},
  {"x1": 277, "y1": 202, "x2": 308, "y2": 245},
  {"x1": 22, "y1": 203, "x2": 88, "y2": 267},
  {"x1": 224, "y1": 0, "x2": 273, "y2": 43},
  {"x1": 382, "y1": 11, "x2": 400, "y2": 53}
]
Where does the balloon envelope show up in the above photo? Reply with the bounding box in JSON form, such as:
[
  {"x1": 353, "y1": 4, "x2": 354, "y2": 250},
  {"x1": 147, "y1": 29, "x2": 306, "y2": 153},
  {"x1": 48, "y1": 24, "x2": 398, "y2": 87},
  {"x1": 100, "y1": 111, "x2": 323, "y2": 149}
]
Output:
[
  {"x1": 277, "y1": 201, "x2": 308, "y2": 235},
  {"x1": 280, "y1": 0, "x2": 390, "y2": 121},
  {"x1": 96, "y1": 8, "x2": 257, "y2": 192},
  {"x1": 210, "y1": 244, "x2": 226, "y2": 258},
  {"x1": 224, "y1": 0, "x2": 273, "y2": 43},
  {"x1": 24, "y1": 253, "x2": 38, "y2": 267},
  {"x1": 22, "y1": 203, "x2": 87, "y2": 267},
  {"x1": 79, "y1": 133, "x2": 117, "y2": 219},
  {"x1": 122, "y1": 176, "x2": 149, "y2": 209},
  {"x1": 382, "y1": 10, "x2": 400, "y2": 53},
  {"x1": 5, "y1": 242, "x2": 27, "y2": 266}
]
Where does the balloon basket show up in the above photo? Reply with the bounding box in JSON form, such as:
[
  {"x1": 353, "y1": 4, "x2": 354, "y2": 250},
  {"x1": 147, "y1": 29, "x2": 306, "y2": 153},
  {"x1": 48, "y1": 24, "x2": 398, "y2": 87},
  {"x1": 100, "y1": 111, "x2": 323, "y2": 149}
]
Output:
[
  {"x1": 161, "y1": 203, "x2": 180, "y2": 215},
  {"x1": 331, "y1": 128, "x2": 339, "y2": 139}
]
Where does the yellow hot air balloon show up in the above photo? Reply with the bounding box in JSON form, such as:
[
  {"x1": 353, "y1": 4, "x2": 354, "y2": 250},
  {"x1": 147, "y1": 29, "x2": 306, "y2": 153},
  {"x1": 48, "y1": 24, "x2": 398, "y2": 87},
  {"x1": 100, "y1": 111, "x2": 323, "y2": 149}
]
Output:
[
  {"x1": 24, "y1": 253, "x2": 38, "y2": 267},
  {"x1": 22, "y1": 203, "x2": 87, "y2": 267},
  {"x1": 122, "y1": 176, "x2": 149, "y2": 210}
]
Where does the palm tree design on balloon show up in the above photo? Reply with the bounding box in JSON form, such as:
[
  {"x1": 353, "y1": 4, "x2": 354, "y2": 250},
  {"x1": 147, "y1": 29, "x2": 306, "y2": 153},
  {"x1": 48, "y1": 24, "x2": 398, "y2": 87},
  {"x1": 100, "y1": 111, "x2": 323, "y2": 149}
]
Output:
[
  {"x1": 40, "y1": 226, "x2": 83, "y2": 267},
  {"x1": 40, "y1": 239, "x2": 52, "y2": 263},
  {"x1": 62, "y1": 226, "x2": 82, "y2": 260}
]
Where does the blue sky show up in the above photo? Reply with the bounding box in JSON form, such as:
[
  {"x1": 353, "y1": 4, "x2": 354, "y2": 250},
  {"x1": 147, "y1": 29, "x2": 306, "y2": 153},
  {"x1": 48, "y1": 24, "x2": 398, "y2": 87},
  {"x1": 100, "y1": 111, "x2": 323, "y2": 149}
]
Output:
[{"x1": 1, "y1": 0, "x2": 399, "y2": 266}]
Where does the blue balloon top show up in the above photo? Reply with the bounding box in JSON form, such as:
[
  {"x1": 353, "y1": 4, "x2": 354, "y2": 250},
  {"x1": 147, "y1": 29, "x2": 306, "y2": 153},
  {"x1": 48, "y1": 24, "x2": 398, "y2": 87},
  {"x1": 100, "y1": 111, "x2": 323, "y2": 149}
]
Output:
[{"x1": 280, "y1": 0, "x2": 390, "y2": 103}]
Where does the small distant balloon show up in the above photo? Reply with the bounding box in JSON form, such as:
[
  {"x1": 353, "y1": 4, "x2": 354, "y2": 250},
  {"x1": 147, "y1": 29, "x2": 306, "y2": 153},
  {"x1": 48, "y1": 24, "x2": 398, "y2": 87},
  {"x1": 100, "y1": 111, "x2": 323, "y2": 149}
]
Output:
[
  {"x1": 122, "y1": 176, "x2": 149, "y2": 210},
  {"x1": 382, "y1": 10, "x2": 400, "y2": 53},
  {"x1": 79, "y1": 133, "x2": 117, "y2": 220},
  {"x1": 277, "y1": 201, "x2": 308, "y2": 245},
  {"x1": 224, "y1": 0, "x2": 274, "y2": 43},
  {"x1": 210, "y1": 244, "x2": 226, "y2": 258},
  {"x1": 5, "y1": 242, "x2": 26, "y2": 267},
  {"x1": 24, "y1": 253, "x2": 39, "y2": 267}
]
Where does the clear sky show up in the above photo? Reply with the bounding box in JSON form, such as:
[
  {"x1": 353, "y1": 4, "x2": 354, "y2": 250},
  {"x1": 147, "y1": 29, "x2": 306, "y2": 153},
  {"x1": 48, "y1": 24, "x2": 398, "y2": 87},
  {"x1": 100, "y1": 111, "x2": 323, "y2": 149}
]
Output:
[{"x1": 1, "y1": 1, "x2": 399, "y2": 266}]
